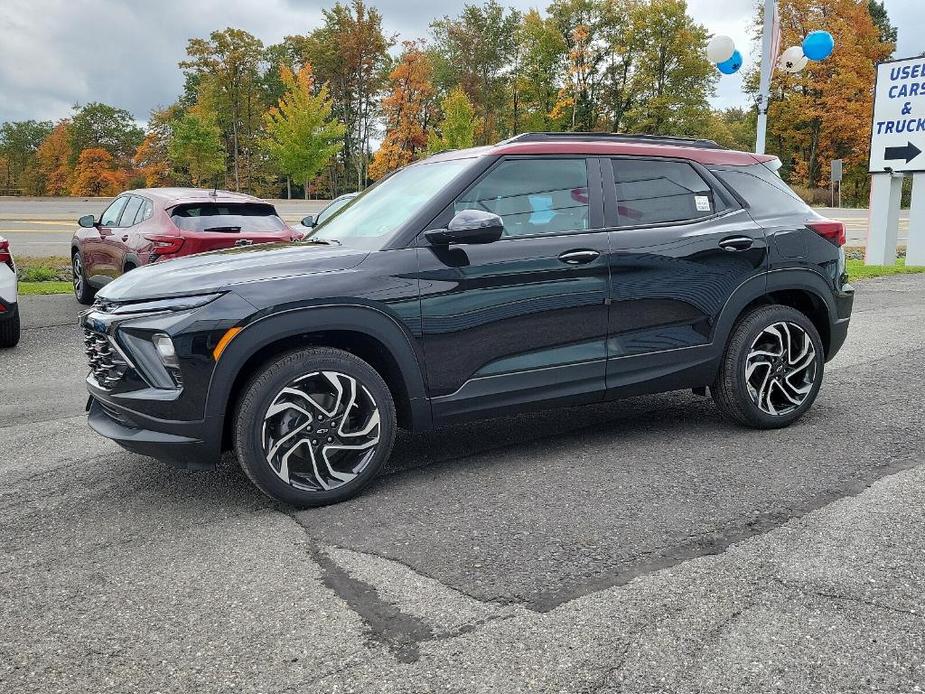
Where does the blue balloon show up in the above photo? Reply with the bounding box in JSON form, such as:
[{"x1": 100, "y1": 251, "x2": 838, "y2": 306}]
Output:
[
  {"x1": 803, "y1": 30, "x2": 834, "y2": 61},
  {"x1": 716, "y1": 49, "x2": 742, "y2": 75}
]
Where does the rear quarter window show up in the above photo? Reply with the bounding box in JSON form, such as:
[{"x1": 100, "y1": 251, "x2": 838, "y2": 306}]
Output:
[
  {"x1": 170, "y1": 202, "x2": 286, "y2": 233},
  {"x1": 711, "y1": 164, "x2": 811, "y2": 219}
]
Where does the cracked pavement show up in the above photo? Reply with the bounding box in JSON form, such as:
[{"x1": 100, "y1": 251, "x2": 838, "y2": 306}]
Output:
[{"x1": 2, "y1": 274, "x2": 925, "y2": 693}]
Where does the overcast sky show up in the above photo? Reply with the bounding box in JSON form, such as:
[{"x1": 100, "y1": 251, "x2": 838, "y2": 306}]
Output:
[{"x1": 0, "y1": 0, "x2": 922, "y2": 125}]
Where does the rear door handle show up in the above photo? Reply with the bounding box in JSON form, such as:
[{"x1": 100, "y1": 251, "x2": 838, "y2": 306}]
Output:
[
  {"x1": 558, "y1": 249, "x2": 601, "y2": 265},
  {"x1": 718, "y1": 236, "x2": 754, "y2": 252}
]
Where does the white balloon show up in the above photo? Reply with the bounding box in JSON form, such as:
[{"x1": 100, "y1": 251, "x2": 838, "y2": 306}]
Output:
[
  {"x1": 706, "y1": 35, "x2": 736, "y2": 64},
  {"x1": 778, "y1": 46, "x2": 807, "y2": 73}
]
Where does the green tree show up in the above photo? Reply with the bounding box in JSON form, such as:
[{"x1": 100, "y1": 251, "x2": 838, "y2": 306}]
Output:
[
  {"x1": 262, "y1": 65, "x2": 346, "y2": 198},
  {"x1": 621, "y1": 0, "x2": 715, "y2": 136},
  {"x1": 428, "y1": 87, "x2": 479, "y2": 153},
  {"x1": 514, "y1": 10, "x2": 568, "y2": 132},
  {"x1": 69, "y1": 103, "x2": 143, "y2": 164},
  {"x1": 168, "y1": 108, "x2": 226, "y2": 187},
  {"x1": 135, "y1": 105, "x2": 185, "y2": 187},
  {"x1": 868, "y1": 0, "x2": 897, "y2": 49},
  {"x1": 181, "y1": 28, "x2": 267, "y2": 191},
  {"x1": 431, "y1": 0, "x2": 521, "y2": 142},
  {"x1": 291, "y1": 0, "x2": 393, "y2": 191},
  {"x1": 0, "y1": 120, "x2": 53, "y2": 192}
]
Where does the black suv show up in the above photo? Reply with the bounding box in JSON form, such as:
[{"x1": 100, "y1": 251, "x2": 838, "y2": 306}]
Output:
[{"x1": 81, "y1": 133, "x2": 854, "y2": 506}]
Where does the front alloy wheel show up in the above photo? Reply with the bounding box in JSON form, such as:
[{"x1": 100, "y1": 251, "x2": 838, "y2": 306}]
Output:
[
  {"x1": 72, "y1": 251, "x2": 95, "y2": 304},
  {"x1": 234, "y1": 347, "x2": 396, "y2": 506}
]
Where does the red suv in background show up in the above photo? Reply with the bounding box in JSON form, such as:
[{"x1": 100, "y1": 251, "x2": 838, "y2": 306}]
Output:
[{"x1": 70, "y1": 188, "x2": 303, "y2": 304}]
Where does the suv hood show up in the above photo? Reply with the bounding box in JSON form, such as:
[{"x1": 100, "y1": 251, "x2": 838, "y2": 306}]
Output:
[{"x1": 98, "y1": 243, "x2": 368, "y2": 302}]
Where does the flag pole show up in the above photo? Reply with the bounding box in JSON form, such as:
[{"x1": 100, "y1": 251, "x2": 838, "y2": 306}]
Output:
[{"x1": 755, "y1": 0, "x2": 776, "y2": 154}]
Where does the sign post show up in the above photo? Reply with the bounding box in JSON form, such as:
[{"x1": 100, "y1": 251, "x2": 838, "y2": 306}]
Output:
[
  {"x1": 868, "y1": 56, "x2": 925, "y2": 265},
  {"x1": 830, "y1": 159, "x2": 842, "y2": 208}
]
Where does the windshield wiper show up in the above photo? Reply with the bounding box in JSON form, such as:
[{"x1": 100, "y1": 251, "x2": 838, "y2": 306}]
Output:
[{"x1": 302, "y1": 237, "x2": 341, "y2": 246}]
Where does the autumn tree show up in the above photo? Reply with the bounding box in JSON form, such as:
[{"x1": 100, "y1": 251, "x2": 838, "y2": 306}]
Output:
[
  {"x1": 369, "y1": 43, "x2": 436, "y2": 180},
  {"x1": 181, "y1": 28, "x2": 267, "y2": 191},
  {"x1": 428, "y1": 87, "x2": 479, "y2": 154},
  {"x1": 262, "y1": 64, "x2": 345, "y2": 197},
  {"x1": 34, "y1": 121, "x2": 74, "y2": 196},
  {"x1": 757, "y1": 0, "x2": 894, "y2": 201},
  {"x1": 168, "y1": 107, "x2": 226, "y2": 187},
  {"x1": 134, "y1": 105, "x2": 184, "y2": 187},
  {"x1": 431, "y1": 0, "x2": 521, "y2": 142},
  {"x1": 70, "y1": 148, "x2": 127, "y2": 196}
]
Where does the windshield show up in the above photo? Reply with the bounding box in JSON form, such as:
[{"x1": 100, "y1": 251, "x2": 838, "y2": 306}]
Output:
[{"x1": 311, "y1": 158, "x2": 474, "y2": 249}]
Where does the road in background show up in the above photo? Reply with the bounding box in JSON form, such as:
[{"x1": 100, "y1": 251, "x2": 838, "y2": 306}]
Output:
[
  {"x1": 0, "y1": 197, "x2": 913, "y2": 258},
  {"x1": 0, "y1": 197, "x2": 330, "y2": 257},
  {"x1": 2, "y1": 275, "x2": 925, "y2": 692}
]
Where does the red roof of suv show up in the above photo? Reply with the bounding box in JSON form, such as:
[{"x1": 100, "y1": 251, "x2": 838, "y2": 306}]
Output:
[{"x1": 432, "y1": 133, "x2": 776, "y2": 167}]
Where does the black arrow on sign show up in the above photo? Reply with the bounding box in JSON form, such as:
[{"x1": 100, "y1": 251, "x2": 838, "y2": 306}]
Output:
[{"x1": 884, "y1": 141, "x2": 922, "y2": 163}]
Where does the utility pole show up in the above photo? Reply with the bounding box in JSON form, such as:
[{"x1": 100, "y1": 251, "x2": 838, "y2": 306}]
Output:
[{"x1": 755, "y1": 0, "x2": 776, "y2": 154}]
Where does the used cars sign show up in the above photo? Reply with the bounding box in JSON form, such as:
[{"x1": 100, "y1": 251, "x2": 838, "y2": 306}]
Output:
[{"x1": 869, "y1": 56, "x2": 925, "y2": 173}]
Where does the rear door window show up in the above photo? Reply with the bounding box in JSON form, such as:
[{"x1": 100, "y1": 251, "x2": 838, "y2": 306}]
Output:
[
  {"x1": 170, "y1": 203, "x2": 287, "y2": 233},
  {"x1": 134, "y1": 198, "x2": 153, "y2": 224},
  {"x1": 611, "y1": 159, "x2": 725, "y2": 226}
]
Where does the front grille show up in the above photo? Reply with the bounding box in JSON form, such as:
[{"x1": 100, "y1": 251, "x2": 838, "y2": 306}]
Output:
[{"x1": 84, "y1": 329, "x2": 128, "y2": 389}]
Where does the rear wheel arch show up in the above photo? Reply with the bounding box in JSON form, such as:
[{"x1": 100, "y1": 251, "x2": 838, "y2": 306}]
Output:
[
  {"x1": 207, "y1": 306, "x2": 431, "y2": 448},
  {"x1": 716, "y1": 270, "x2": 836, "y2": 358}
]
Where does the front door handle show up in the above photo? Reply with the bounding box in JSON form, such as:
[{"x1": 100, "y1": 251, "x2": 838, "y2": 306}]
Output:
[
  {"x1": 718, "y1": 236, "x2": 754, "y2": 252},
  {"x1": 558, "y1": 249, "x2": 601, "y2": 265}
]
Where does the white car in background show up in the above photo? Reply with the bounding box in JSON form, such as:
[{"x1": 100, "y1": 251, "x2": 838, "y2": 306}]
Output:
[{"x1": 0, "y1": 236, "x2": 20, "y2": 348}]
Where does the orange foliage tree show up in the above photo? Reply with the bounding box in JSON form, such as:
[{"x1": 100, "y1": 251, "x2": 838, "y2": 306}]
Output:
[
  {"x1": 34, "y1": 121, "x2": 74, "y2": 195},
  {"x1": 369, "y1": 42, "x2": 435, "y2": 181},
  {"x1": 70, "y1": 148, "x2": 127, "y2": 196},
  {"x1": 763, "y1": 0, "x2": 894, "y2": 197}
]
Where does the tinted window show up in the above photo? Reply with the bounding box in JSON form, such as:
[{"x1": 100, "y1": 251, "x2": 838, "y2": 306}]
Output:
[
  {"x1": 455, "y1": 158, "x2": 589, "y2": 237},
  {"x1": 135, "y1": 198, "x2": 153, "y2": 224},
  {"x1": 712, "y1": 163, "x2": 811, "y2": 218},
  {"x1": 611, "y1": 159, "x2": 723, "y2": 226},
  {"x1": 100, "y1": 197, "x2": 129, "y2": 227},
  {"x1": 170, "y1": 203, "x2": 287, "y2": 233},
  {"x1": 119, "y1": 196, "x2": 143, "y2": 227}
]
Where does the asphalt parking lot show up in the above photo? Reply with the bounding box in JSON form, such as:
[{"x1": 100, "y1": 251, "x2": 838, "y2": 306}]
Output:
[{"x1": 2, "y1": 274, "x2": 925, "y2": 693}]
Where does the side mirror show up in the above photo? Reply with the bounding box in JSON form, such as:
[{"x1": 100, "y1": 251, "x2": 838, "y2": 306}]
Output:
[
  {"x1": 425, "y1": 209, "x2": 503, "y2": 245},
  {"x1": 78, "y1": 214, "x2": 96, "y2": 229},
  {"x1": 301, "y1": 215, "x2": 315, "y2": 228}
]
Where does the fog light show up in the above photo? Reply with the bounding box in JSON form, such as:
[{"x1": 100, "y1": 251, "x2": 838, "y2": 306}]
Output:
[{"x1": 152, "y1": 334, "x2": 179, "y2": 369}]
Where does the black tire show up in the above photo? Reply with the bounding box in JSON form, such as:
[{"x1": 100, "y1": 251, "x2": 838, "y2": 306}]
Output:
[
  {"x1": 0, "y1": 306, "x2": 20, "y2": 348},
  {"x1": 711, "y1": 304, "x2": 824, "y2": 429},
  {"x1": 233, "y1": 347, "x2": 397, "y2": 507},
  {"x1": 72, "y1": 250, "x2": 95, "y2": 305}
]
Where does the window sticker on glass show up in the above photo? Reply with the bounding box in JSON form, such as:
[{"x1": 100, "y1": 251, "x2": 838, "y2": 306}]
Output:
[{"x1": 694, "y1": 195, "x2": 712, "y2": 212}]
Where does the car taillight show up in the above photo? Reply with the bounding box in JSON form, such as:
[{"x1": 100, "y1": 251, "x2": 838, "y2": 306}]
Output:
[
  {"x1": 0, "y1": 237, "x2": 13, "y2": 270},
  {"x1": 806, "y1": 219, "x2": 846, "y2": 247},
  {"x1": 145, "y1": 235, "x2": 185, "y2": 256}
]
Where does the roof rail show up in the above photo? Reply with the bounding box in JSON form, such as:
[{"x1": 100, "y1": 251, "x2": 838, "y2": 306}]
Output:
[{"x1": 501, "y1": 132, "x2": 724, "y2": 150}]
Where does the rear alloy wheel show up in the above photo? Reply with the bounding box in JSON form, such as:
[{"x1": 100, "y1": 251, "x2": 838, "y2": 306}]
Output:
[
  {"x1": 72, "y1": 251, "x2": 95, "y2": 305},
  {"x1": 234, "y1": 347, "x2": 396, "y2": 506},
  {"x1": 712, "y1": 304, "x2": 824, "y2": 429}
]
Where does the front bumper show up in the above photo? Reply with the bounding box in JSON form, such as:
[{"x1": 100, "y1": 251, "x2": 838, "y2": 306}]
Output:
[{"x1": 87, "y1": 395, "x2": 220, "y2": 469}]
